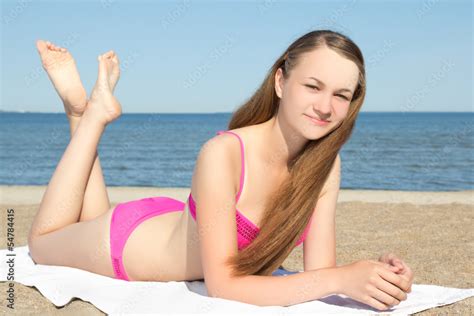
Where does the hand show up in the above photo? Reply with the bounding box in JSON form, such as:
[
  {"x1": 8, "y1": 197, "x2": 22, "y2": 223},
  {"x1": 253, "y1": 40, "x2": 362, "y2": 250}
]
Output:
[
  {"x1": 378, "y1": 253, "x2": 414, "y2": 293},
  {"x1": 336, "y1": 259, "x2": 410, "y2": 311}
]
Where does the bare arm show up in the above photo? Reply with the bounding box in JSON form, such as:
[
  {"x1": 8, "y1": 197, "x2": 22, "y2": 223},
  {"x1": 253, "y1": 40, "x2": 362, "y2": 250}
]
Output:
[
  {"x1": 209, "y1": 267, "x2": 340, "y2": 307},
  {"x1": 303, "y1": 153, "x2": 341, "y2": 271},
  {"x1": 192, "y1": 135, "x2": 342, "y2": 306}
]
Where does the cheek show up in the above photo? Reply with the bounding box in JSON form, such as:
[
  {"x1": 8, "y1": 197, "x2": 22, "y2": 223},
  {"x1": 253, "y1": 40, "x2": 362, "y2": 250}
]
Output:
[
  {"x1": 281, "y1": 88, "x2": 307, "y2": 113},
  {"x1": 333, "y1": 102, "x2": 350, "y2": 119}
]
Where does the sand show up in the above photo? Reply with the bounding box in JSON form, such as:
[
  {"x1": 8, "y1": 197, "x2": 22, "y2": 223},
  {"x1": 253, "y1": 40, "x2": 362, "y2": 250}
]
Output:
[{"x1": 0, "y1": 185, "x2": 472, "y2": 314}]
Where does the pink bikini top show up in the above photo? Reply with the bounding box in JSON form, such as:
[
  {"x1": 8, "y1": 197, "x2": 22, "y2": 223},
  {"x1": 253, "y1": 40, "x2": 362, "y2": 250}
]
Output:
[{"x1": 188, "y1": 130, "x2": 313, "y2": 251}]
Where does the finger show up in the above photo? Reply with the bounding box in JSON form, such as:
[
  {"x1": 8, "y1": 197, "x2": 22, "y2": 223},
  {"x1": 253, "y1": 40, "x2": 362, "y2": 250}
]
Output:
[
  {"x1": 371, "y1": 286, "x2": 401, "y2": 308},
  {"x1": 382, "y1": 260, "x2": 405, "y2": 273},
  {"x1": 385, "y1": 253, "x2": 402, "y2": 268},
  {"x1": 377, "y1": 265, "x2": 410, "y2": 293},
  {"x1": 374, "y1": 276, "x2": 408, "y2": 302},
  {"x1": 365, "y1": 296, "x2": 391, "y2": 311},
  {"x1": 397, "y1": 258, "x2": 411, "y2": 271},
  {"x1": 377, "y1": 261, "x2": 399, "y2": 272},
  {"x1": 393, "y1": 258, "x2": 404, "y2": 269},
  {"x1": 375, "y1": 260, "x2": 392, "y2": 268},
  {"x1": 397, "y1": 272, "x2": 410, "y2": 283},
  {"x1": 404, "y1": 264, "x2": 414, "y2": 280}
]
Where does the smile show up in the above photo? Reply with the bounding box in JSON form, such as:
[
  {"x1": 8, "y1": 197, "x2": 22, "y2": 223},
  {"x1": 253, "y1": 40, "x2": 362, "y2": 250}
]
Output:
[{"x1": 305, "y1": 114, "x2": 330, "y2": 126}]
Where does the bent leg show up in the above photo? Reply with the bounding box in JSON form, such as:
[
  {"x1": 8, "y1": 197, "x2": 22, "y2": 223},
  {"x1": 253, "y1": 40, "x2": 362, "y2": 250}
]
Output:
[
  {"x1": 35, "y1": 40, "x2": 120, "y2": 222},
  {"x1": 29, "y1": 110, "x2": 108, "y2": 240},
  {"x1": 28, "y1": 49, "x2": 122, "y2": 279},
  {"x1": 69, "y1": 116, "x2": 111, "y2": 221},
  {"x1": 29, "y1": 206, "x2": 116, "y2": 278}
]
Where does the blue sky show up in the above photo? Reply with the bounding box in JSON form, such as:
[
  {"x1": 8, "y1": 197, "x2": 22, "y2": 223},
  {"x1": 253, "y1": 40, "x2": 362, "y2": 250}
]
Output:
[{"x1": 1, "y1": 0, "x2": 472, "y2": 113}]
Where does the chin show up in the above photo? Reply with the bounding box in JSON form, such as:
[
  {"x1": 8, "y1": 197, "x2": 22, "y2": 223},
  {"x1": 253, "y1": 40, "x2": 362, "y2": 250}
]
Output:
[{"x1": 302, "y1": 129, "x2": 329, "y2": 141}]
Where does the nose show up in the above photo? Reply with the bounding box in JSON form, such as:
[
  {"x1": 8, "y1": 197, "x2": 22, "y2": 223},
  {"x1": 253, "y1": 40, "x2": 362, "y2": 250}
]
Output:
[{"x1": 312, "y1": 94, "x2": 332, "y2": 121}]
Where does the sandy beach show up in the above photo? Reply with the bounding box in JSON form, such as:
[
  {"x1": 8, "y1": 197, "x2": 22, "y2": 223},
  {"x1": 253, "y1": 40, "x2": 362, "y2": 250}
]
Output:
[{"x1": 0, "y1": 185, "x2": 472, "y2": 314}]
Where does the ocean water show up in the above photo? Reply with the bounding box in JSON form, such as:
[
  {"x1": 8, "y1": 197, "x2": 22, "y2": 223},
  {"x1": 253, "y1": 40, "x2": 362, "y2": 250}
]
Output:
[{"x1": 0, "y1": 112, "x2": 472, "y2": 191}]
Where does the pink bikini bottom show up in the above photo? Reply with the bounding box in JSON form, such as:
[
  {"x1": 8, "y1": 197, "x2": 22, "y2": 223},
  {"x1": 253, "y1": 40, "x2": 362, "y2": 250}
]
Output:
[{"x1": 109, "y1": 196, "x2": 185, "y2": 281}]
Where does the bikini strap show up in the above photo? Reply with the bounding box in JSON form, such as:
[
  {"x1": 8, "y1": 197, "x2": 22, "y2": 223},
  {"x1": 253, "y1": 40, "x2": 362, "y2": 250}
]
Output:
[{"x1": 216, "y1": 130, "x2": 245, "y2": 203}]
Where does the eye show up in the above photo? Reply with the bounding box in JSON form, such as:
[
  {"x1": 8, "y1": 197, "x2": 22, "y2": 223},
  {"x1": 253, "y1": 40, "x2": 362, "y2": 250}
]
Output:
[
  {"x1": 305, "y1": 84, "x2": 320, "y2": 91},
  {"x1": 306, "y1": 84, "x2": 350, "y2": 101},
  {"x1": 336, "y1": 94, "x2": 350, "y2": 101}
]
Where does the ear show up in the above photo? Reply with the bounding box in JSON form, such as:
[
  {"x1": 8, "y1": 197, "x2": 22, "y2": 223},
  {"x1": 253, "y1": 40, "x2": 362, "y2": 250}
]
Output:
[{"x1": 274, "y1": 67, "x2": 284, "y2": 99}]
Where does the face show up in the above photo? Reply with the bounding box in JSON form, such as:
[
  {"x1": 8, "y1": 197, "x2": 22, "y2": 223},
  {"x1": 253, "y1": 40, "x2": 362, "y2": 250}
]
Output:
[{"x1": 275, "y1": 46, "x2": 359, "y2": 139}]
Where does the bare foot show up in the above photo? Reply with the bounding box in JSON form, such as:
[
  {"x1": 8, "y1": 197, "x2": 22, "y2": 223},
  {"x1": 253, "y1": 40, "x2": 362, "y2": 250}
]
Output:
[
  {"x1": 36, "y1": 40, "x2": 121, "y2": 118},
  {"x1": 36, "y1": 40, "x2": 87, "y2": 117},
  {"x1": 100, "y1": 50, "x2": 120, "y2": 93},
  {"x1": 86, "y1": 52, "x2": 122, "y2": 125}
]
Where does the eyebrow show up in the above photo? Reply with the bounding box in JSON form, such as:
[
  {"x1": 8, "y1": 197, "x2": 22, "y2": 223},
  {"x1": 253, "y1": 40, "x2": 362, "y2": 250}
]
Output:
[{"x1": 307, "y1": 76, "x2": 354, "y2": 94}]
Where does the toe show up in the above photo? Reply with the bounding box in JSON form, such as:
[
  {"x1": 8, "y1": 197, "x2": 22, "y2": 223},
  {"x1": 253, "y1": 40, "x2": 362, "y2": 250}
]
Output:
[
  {"x1": 36, "y1": 40, "x2": 48, "y2": 53},
  {"x1": 103, "y1": 50, "x2": 115, "y2": 58}
]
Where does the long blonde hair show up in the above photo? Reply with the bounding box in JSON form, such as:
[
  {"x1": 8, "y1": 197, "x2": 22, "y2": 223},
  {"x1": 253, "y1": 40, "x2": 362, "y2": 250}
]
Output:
[{"x1": 224, "y1": 29, "x2": 367, "y2": 277}]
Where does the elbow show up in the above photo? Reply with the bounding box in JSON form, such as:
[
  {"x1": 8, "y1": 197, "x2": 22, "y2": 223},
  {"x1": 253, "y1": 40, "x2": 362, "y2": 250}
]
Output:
[
  {"x1": 206, "y1": 274, "x2": 243, "y2": 300},
  {"x1": 206, "y1": 281, "x2": 230, "y2": 299},
  {"x1": 206, "y1": 286, "x2": 224, "y2": 299}
]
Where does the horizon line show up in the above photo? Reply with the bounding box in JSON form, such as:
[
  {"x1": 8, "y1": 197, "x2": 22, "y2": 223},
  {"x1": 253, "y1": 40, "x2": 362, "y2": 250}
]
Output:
[{"x1": 1, "y1": 110, "x2": 473, "y2": 114}]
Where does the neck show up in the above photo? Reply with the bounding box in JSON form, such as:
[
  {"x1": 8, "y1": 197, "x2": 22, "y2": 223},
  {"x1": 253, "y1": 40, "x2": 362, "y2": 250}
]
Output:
[{"x1": 259, "y1": 115, "x2": 308, "y2": 172}]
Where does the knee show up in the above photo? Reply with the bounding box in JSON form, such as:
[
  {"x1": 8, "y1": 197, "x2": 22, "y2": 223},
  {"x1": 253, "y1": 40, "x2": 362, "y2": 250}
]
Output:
[
  {"x1": 27, "y1": 226, "x2": 39, "y2": 248},
  {"x1": 27, "y1": 233, "x2": 44, "y2": 265},
  {"x1": 27, "y1": 238, "x2": 38, "y2": 263}
]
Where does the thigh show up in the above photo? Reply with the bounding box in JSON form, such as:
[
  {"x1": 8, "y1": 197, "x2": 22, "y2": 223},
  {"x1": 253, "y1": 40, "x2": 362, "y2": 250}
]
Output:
[{"x1": 28, "y1": 206, "x2": 116, "y2": 279}]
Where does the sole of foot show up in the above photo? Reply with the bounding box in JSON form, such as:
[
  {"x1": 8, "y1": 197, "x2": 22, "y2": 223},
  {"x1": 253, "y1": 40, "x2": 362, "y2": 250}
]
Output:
[
  {"x1": 35, "y1": 39, "x2": 87, "y2": 117},
  {"x1": 86, "y1": 52, "x2": 122, "y2": 126}
]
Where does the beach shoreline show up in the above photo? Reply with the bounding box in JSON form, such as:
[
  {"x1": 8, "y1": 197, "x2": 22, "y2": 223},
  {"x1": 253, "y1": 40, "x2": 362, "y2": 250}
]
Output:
[
  {"x1": 0, "y1": 185, "x2": 472, "y2": 314},
  {"x1": 1, "y1": 185, "x2": 473, "y2": 205}
]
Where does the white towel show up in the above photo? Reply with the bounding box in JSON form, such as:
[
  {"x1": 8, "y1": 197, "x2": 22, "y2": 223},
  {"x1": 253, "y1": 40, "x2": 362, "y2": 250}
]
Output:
[{"x1": 1, "y1": 246, "x2": 472, "y2": 315}]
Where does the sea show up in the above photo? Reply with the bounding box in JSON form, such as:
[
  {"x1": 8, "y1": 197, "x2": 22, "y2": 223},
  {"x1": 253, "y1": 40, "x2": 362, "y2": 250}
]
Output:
[{"x1": 0, "y1": 112, "x2": 472, "y2": 191}]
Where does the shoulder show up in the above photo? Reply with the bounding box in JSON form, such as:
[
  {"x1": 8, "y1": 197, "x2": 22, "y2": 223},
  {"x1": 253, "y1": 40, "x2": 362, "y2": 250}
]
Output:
[
  {"x1": 198, "y1": 130, "x2": 243, "y2": 168},
  {"x1": 191, "y1": 131, "x2": 243, "y2": 200}
]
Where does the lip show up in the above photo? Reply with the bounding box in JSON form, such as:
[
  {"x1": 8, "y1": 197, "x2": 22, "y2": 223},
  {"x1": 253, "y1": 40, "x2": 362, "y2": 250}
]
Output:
[{"x1": 305, "y1": 114, "x2": 330, "y2": 126}]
